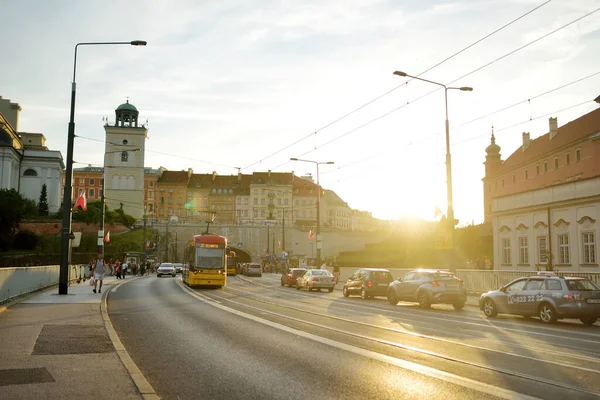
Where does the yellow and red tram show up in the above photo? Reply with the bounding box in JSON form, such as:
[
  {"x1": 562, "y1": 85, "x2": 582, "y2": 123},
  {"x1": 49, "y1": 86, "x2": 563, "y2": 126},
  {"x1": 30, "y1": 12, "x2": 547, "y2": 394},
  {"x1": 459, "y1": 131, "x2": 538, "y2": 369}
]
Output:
[{"x1": 182, "y1": 234, "x2": 227, "y2": 287}]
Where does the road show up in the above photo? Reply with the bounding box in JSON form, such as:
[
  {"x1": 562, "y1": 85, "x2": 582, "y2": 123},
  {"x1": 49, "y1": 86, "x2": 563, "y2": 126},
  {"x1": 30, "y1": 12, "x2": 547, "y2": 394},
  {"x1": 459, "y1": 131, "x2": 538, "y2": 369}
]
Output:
[{"x1": 108, "y1": 273, "x2": 600, "y2": 400}]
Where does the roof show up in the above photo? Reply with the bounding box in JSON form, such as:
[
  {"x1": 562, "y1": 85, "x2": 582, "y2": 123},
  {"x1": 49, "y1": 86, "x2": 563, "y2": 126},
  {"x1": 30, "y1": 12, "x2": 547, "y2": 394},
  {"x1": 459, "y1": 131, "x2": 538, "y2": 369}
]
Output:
[
  {"x1": 323, "y1": 190, "x2": 349, "y2": 207},
  {"x1": 116, "y1": 100, "x2": 137, "y2": 112},
  {"x1": 74, "y1": 166, "x2": 104, "y2": 173},
  {"x1": 494, "y1": 107, "x2": 600, "y2": 175},
  {"x1": 157, "y1": 170, "x2": 190, "y2": 185},
  {"x1": 250, "y1": 172, "x2": 294, "y2": 185}
]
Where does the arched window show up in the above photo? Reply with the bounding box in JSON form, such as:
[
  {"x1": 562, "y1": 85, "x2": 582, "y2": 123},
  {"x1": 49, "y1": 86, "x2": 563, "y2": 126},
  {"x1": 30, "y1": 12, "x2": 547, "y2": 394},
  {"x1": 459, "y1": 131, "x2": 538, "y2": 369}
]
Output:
[
  {"x1": 23, "y1": 169, "x2": 37, "y2": 176},
  {"x1": 121, "y1": 151, "x2": 128, "y2": 162},
  {"x1": 127, "y1": 176, "x2": 134, "y2": 189}
]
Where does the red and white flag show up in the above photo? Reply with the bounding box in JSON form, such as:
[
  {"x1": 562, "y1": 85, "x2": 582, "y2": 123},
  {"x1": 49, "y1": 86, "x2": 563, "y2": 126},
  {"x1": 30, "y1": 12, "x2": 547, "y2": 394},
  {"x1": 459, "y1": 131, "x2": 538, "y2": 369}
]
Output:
[
  {"x1": 104, "y1": 231, "x2": 110, "y2": 243},
  {"x1": 308, "y1": 230, "x2": 315, "y2": 240},
  {"x1": 277, "y1": 240, "x2": 282, "y2": 248},
  {"x1": 73, "y1": 191, "x2": 87, "y2": 211}
]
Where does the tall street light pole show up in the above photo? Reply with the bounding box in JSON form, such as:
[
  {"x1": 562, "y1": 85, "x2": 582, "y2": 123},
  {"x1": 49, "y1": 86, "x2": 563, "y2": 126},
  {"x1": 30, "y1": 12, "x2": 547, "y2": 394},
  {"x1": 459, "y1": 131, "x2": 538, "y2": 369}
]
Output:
[
  {"x1": 59, "y1": 40, "x2": 146, "y2": 295},
  {"x1": 393, "y1": 71, "x2": 472, "y2": 251},
  {"x1": 290, "y1": 158, "x2": 334, "y2": 268}
]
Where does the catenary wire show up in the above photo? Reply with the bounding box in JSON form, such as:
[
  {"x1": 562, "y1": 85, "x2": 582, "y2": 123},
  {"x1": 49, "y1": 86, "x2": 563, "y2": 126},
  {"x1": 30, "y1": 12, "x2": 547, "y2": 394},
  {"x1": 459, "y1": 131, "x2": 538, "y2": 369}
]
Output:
[{"x1": 242, "y1": 1, "x2": 551, "y2": 171}]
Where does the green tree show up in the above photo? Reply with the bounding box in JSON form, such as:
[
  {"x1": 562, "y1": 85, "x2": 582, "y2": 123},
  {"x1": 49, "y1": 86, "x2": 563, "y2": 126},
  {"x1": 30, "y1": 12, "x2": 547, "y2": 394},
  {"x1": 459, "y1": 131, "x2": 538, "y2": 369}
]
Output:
[
  {"x1": 38, "y1": 184, "x2": 49, "y2": 216},
  {"x1": 0, "y1": 189, "x2": 37, "y2": 250}
]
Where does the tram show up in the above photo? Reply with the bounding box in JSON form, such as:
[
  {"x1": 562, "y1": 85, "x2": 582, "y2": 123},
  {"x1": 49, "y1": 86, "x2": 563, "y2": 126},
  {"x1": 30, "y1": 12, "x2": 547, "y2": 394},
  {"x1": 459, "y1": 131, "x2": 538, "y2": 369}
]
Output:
[
  {"x1": 226, "y1": 249, "x2": 237, "y2": 276},
  {"x1": 182, "y1": 234, "x2": 227, "y2": 287}
]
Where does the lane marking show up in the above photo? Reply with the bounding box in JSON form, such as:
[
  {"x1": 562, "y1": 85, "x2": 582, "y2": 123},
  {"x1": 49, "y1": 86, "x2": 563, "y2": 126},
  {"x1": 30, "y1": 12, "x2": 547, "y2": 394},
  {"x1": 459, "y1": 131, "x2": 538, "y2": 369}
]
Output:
[
  {"x1": 231, "y1": 277, "x2": 600, "y2": 342},
  {"x1": 102, "y1": 277, "x2": 159, "y2": 400},
  {"x1": 177, "y1": 279, "x2": 541, "y2": 400},
  {"x1": 221, "y1": 285, "x2": 600, "y2": 367}
]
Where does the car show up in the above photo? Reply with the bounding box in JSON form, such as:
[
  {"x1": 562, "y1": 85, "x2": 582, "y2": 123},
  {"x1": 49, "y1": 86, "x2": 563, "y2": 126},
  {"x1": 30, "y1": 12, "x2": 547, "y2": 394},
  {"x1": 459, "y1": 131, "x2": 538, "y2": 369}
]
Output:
[
  {"x1": 281, "y1": 268, "x2": 307, "y2": 288},
  {"x1": 296, "y1": 269, "x2": 335, "y2": 292},
  {"x1": 173, "y1": 263, "x2": 184, "y2": 274},
  {"x1": 245, "y1": 263, "x2": 262, "y2": 277},
  {"x1": 157, "y1": 263, "x2": 176, "y2": 278},
  {"x1": 343, "y1": 268, "x2": 394, "y2": 299},
  {"x1": 479, "y1": 272, "x2": 600, "y2": 325},
  {"x1": 387, "y1": 269, "x2": 467, "y2": 310}
]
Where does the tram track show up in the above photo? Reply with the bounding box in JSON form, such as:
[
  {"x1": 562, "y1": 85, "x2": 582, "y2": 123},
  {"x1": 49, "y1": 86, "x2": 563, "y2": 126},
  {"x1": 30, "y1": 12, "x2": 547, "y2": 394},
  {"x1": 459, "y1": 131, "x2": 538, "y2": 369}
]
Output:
[{"x1": 181, "y1": 279, "x2": 600, "y2": 398}]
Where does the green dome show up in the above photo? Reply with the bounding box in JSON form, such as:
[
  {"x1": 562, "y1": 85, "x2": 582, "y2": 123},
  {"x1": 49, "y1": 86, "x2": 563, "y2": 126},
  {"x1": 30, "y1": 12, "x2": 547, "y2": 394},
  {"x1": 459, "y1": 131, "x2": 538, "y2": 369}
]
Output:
[
  {"x1": 116, "y1": 100, "x2": 137, "y2": 112},
  {"x1": 486, "y1": 133, "x2": 501, "y2": 154}
]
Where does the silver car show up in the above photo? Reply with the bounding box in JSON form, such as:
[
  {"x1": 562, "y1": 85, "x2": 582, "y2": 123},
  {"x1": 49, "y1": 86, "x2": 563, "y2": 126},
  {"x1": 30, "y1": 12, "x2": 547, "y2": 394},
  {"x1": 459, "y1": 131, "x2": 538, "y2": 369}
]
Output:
[
  {"x1": 296, "y1": 269, "x2": 335, "y2": 292},
  {"x1": 245, "y1": 263, "x2": 262, "y2": 277},
  {"x1": 157, "y1": 263, "x2": 176, "y2": 278},
  {"x1": 479, "y1": 272, "x2": 600, "y2": 325},
  {"x1": 173, "y1": 263, "x2": 184, "y2": 274}
]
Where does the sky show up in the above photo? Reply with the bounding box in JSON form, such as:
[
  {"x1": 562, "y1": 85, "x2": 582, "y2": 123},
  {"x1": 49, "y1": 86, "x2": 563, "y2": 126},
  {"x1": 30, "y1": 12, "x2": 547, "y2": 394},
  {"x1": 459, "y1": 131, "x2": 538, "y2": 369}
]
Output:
[{"x1": 1, "y1": 0, "x2": 599, "y2": 223}]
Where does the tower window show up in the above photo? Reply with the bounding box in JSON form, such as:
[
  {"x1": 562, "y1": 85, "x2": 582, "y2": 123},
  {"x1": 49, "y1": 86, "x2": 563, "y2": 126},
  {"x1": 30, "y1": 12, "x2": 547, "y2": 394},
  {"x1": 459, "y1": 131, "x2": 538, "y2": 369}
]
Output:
[
  {"x1": 576, "y1": 149, "x2": 581, "y2": 161},
  {"x1": 121, "y1": 151, "x2": 128, "y2": 162},
  {"x1": 23, "y1": 169, "x2": 37, "y2": 176},
  {"x1": 566, "y1": 153, "x2": 570, "y2": 164},
  {"x1": 123, "y1": 139, "x2": 128, "y2": 145},
  {"x1": 544, "y1": 161, "x2": 548, "y2": 172}
]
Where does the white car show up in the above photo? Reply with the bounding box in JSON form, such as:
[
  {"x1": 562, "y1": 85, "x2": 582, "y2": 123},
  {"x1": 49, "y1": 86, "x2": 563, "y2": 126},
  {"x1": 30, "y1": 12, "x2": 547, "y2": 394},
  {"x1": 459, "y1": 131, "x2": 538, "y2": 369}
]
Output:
[{"x1": 157, "y1": 263, "x2": 176, "y2": 278}]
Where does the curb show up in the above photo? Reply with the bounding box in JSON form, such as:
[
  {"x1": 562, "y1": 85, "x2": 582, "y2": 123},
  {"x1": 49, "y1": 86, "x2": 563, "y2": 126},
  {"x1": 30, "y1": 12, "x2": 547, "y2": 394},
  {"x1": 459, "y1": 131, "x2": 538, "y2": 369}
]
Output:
[{"x1": 102, "y1": 277, "x2": 160, "y2": 400}]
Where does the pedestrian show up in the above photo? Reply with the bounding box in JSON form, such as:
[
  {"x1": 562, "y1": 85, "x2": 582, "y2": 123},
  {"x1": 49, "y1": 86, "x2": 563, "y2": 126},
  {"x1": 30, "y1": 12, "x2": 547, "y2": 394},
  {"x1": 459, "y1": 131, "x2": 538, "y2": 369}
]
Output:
[
  {"x1": 122, "y1": 262, "x2": 128, "y2": 279},
  {"x1": 92, "y1": 253, "x2": 105, "y2": 294},
  {"x1": 320, "y1": 262, "x2": 326, "y2": 270},
  {"x1": 333, "y1": 263, "x2": 340, "y2": 284}
]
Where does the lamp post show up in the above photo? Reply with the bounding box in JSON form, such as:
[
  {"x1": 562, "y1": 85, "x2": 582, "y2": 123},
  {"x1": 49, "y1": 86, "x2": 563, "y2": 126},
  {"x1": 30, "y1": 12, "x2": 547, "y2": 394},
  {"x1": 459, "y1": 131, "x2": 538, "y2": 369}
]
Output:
[
  {"x1": 59, "y1": 40, "x2": 146, "y2": 295},
  {"x1": 393, "y1": 71, "x2": 472, "y2": 252},
  {"x1": 290, "y1": 158, "x2": 334, "y2": 268}
]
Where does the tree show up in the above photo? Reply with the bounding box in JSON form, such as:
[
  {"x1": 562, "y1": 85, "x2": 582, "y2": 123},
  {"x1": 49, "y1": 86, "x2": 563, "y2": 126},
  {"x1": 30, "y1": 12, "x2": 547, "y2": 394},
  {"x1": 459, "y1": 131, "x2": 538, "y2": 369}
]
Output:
[
  {"x1": 38, "y1": 184, "x2": 49, "y2": 216},
  {"x1": 0, "y1": 189, "x2": 38, "y2": 250}
]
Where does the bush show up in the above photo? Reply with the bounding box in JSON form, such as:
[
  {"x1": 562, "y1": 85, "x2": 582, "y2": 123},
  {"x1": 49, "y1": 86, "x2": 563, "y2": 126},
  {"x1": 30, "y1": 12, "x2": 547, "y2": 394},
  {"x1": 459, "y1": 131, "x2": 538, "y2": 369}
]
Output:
[{"x1": 13, "y1": 230, "x2": 39, "y2": 250}]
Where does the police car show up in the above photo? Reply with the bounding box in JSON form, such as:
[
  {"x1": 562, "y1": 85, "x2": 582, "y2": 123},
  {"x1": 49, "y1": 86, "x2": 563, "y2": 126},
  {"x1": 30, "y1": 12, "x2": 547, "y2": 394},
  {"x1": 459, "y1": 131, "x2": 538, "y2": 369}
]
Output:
[{"x1": 479, "y1": 272, "x2": 600, "y2": 325}]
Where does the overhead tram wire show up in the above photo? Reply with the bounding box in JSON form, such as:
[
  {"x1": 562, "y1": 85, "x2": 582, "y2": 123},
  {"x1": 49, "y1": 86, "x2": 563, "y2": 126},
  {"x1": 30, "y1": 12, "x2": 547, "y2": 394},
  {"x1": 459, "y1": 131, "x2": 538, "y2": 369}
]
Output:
[
  {"x1": 243, "y1": 2, "x2": 551, "y2": 172},
  {"x1": 273, "y1": 6, "x2": 600, "y2": 166},
  {"x1": 76, "y1": 135, "x2": 237, "y2": 170}
]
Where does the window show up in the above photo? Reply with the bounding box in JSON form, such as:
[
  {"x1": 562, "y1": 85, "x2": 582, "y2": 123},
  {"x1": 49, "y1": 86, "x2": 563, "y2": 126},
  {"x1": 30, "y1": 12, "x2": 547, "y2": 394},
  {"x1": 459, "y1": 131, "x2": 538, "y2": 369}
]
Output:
[
  {"x1": 544, "y1": 161, "x2": 548, "y2": 172},
  {"x1": 100, "y1": 179, "x2": 104, "y2": 185},
  {"x1": 518, "y1": 237, "x2": 528, "y2": 264},
  {"x1": 168, "y1": 198, "x2": 173, "y2": 204},
  {"x1": 278, "y1": 198, "x2": 282, "y2": 205},
  {"x1": 537, "y1": 236, "x2": 547, "y2": 264},
  {"x1": 253, "y1": 209, "x2": 258, "y2": 218},
  {"x1": 122, "y1": 139, "x2": 128, "y2": 145},
  {"x1": 512, "y1": 174, "x2": 515, "y2": 183},
  {"x1": 524, "y1": 279, "x2": 544, "y2": 291},
  {"x1": 149, "y1": 181, "x2": 154, "y2": 187},
  {"x1": 558, "y1": 234, "x2": 570, "y2": 264},
  {"x1": 244, "y1": 198, "x2": 248, "y2": 205},
  {"x1": 90, "y1": 178, "x2": 95, "y2": 185},
  {"x1": 566, "y1": 153, "x2": 570, "y2": 164},
  {"x1": 502, "y1": 179, "x2": 504, "y2": 188},
  {"x1": 159, "y1": 208, "x2": 163, "y2": 216},
  {"x1": 261, "y1": 198, "x2": 265, "y2": 205},
  {"x1": 576, "y1": 149, "x2": 581, "y2": 162},
  {"x1": 148, "y1": 204, "x2": 153, "y2": 212},
  {"x1": 121, "y1": 151, "x2": 128, "y2": 162},
  {"x1": 545, "y1": 280, "x2": 562, "y2": 290},
  {"x1": 505, "y1": 279, "x2": 526, "y2": 292},
  {"x1": 582, "y1": 232, "x2": 596, "y2": 264},
  {"x1": 524, "y1": 169, "x2": 528, "y2": 179},
  {"x1": 554, "y1": 157, "x2": 558, "y2": 169},
  {"x1": 89, "y1": 189, "x2": 95, "y2": 197},
  {"x1": 160, "y1": 197, "x2": 164, "y2": 204},
  {"x1": 254, "y1": 198, "x2": 258, "y2": 205},
  {"x1": 494, "y1": 181, "x2": 497, "y2": 189},
  {"x1": 79, "y1": 178, "x2": 85, "y2": 185},
  {"x1": 23, "y1": 169, "x2": 38, "y2": 176},
  {"x1": 284, "y1": 199, "x2": 288, "y2": 205}
]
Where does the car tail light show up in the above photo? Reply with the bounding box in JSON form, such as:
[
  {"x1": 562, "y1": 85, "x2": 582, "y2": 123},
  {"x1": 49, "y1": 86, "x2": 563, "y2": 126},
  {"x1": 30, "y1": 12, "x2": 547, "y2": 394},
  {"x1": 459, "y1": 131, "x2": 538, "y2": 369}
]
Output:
[
  {"x1": 367, "y1": 280, "x2": 372, "y2": 287},
  {"x1": 567, "y1": 293, "x2": 584, "y2": 301},
  {"x1": 312, "y1": 277, "x2": 319, "y2": 281},
  {"x1": 563, "y1": 294, "x2": 574, "y2": 300},
  {"x1": 288, "y1": 274, "x2": 293, "y2": 279},
  {"x1": 430, "y1": 281, "x2": 440, "y2": 287}
]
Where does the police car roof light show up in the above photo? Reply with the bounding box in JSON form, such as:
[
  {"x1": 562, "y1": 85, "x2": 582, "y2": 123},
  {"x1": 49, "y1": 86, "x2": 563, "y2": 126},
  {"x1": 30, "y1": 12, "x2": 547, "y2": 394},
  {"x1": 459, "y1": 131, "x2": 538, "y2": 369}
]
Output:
[{"x1": 537, "y1": 271, "x2": 558, "y2": 277}]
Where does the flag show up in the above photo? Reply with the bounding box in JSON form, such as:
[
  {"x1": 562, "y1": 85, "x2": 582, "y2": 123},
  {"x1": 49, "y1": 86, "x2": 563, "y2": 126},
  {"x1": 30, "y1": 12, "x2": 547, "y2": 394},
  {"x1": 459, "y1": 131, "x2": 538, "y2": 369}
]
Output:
[
  {"x1": 73, "y1": 191, "x2": 87, "y2": 211},
  {"x1": 277, "y1": 240, "x2": 282, "y2": 248},
  {"x1": 308, "y1": 230, "x2": 315, "y2": 240},
  {"x1": 104, "y1": 231, "x2": 110, "y2": 243},
  {"x1": 146, "y1": 241, "x2": 151, "y2": 248},
  {"x1": 434, "y1": 206, "x2": 442, "y2": 218}
]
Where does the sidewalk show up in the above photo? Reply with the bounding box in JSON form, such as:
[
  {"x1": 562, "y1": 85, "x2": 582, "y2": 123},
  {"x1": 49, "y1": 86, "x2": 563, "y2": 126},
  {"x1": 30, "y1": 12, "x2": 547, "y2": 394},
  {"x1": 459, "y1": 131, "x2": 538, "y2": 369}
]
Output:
[{"x1": 0, "y1": 275, "x2": 152, "y2": 400}]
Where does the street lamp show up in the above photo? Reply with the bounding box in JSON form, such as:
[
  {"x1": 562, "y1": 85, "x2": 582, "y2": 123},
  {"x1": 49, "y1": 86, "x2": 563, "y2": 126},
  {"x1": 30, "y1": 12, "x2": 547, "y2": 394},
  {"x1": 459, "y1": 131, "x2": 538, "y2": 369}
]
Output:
[
  {"x1": 59, "y1": 40, "x2": 147, "y2": 295},
  {"x1": 290, "y1": 158, "x2": 334, "y2": 267},
  {"x1": 393, "y1": 71, "x2": 472, "y2": 251}
]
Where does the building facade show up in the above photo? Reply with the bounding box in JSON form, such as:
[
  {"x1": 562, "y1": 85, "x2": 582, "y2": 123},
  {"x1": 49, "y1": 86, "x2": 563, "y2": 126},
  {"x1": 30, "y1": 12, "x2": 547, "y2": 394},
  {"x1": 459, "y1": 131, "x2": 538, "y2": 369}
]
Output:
[
  {"x1": 156, "y1": 169, "x2": 192, "y2": 221},
  {"x1": 484, "y1": 108, "x2": 600, "y2": 272},
  {"x1": 0, "y1": 96, "x2": 64, "y2": 214}
]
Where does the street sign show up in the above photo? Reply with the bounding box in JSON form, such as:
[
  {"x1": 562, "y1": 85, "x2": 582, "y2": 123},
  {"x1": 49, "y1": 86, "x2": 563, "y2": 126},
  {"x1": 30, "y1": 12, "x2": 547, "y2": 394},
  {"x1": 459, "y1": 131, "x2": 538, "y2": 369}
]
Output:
[{"x1": 237, "y1": 242, "x2": 243, "y2": 248}]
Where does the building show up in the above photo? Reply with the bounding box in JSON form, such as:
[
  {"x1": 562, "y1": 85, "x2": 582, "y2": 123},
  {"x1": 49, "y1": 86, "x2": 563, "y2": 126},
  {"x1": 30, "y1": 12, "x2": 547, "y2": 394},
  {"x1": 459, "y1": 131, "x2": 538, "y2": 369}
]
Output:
[
  {"x1": 156, "y1": 169, "x2": 192, "y2": 221},
  {"x1": 72, "y1": 165, "x2": 103, "y2": 202},
  {"x1": 292, "y1": 175, "x2": 319, "y2": 227},
  {"x1": 0, "y1": 96, "x2": 64, "y2": 213},
  {"x1": 249, "y1": 171, "x2": 294, "y2": 223},
  {"x1": 322, "y1": 190, "x2": 352, "y2": 230},
  {"x1": 484, "y1": 107, "x2": 600, "y2": 272},
  {"x1": 144, "y1": 167, "x2": 163, "y2": 220},
  {"x1": 103, "y1": 100, "x2": 148, "y2": 219}
]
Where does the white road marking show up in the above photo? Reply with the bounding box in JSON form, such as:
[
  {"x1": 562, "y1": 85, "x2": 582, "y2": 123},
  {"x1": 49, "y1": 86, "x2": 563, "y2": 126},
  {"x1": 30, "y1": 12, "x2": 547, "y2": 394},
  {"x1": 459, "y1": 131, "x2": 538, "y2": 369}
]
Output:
[{"x1": 177, "y1": 279, "x2": 540, "y2": 400}]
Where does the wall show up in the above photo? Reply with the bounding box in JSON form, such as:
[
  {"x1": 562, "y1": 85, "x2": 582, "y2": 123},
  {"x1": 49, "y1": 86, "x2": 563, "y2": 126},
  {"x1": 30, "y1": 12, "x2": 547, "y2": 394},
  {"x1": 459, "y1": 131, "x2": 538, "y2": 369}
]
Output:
[{"x1": 0, "y1": 265, "x2": 60, "y2": 303}]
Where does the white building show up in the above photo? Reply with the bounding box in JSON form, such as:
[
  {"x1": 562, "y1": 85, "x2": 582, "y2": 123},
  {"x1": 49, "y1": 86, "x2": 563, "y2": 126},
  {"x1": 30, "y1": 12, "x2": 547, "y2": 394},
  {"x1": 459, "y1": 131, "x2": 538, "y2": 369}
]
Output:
[{"x1": 0, "y1": 97, "x2": 64, "y2": 213}]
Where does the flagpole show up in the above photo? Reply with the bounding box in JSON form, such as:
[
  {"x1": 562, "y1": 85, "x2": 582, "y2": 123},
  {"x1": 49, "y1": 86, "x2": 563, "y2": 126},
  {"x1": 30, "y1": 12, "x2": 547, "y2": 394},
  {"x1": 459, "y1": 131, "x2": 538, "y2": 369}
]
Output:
[{"x1": 98, "y1": 178, "x2": 105, "y2": 254}]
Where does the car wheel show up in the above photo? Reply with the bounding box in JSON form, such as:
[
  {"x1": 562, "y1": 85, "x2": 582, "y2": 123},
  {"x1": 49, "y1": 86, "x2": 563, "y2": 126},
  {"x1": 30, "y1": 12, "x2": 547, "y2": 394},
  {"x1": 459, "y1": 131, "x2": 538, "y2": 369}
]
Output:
[
  {"x1": 172, "y1": 273, "x2": 176, "y2": 277},
  {"x1": 538, "y1": 303, "x2": 557, "y2": 324},
  {"x1": 342, "y1": 286, "x2": 349, "y2": 297},
  {"x1": 157, "y1": 274, "x2": 161, "y2": 278},
  {"x1": 361, "y1": 288, "x2": 368, "y2": 300},
  {"x1": 418, "y1": 291, "x2": 431, "y2": 309},
  {"x1": 452, "y1": 301, "x2": 465, "y2": 310},
  {"x1": 482, "y1": 299, "x2": 497, "y2": 318},
  {"x1": 328, "y1": 288, "x2": 333, "y2": 293},
  {"x1": 580, "y1": 317, "x2": 598, "y2": 325},
  {"x1": 387, "y1": 289, "x2": 399, "y2": 305}
]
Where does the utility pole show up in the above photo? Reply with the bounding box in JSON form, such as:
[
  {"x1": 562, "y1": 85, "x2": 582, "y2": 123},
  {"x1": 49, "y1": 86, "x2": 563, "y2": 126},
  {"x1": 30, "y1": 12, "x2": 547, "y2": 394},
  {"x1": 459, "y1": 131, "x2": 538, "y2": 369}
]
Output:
[
  {"x1": 165, "y1": 221, "x2": 169, "y2": 262},
  {"x1": 272, "y1": 232, "x2": 275, "y2": 258},
  {"x1": 98, "y1": 179, "x2": 105, "y2": 254},
  {"x1": 142, "y1": 204, "x2": 147, "y2": 265},
  {"x1": 175, "y1": 230, "x2": 178, "y2": 263},
  {"x1": 282, "y1": 208, "x2": 285, "y2": 253},
  {"x1": 267, "y1": 224, "x2": 270, "y2": 255}
]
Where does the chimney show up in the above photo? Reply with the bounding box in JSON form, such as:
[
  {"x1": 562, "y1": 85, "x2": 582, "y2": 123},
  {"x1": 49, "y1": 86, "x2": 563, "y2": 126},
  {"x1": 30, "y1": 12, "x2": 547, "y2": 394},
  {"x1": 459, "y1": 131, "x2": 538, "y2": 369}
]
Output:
[
  {"x1": 187, "y1": 168, "x2": 193, "y2": 177},
  {"x1": 549, "y1": 117, "x2": 558, "y2": 140},
  {"x1": 268, "y1": 169, "x2": 271, "y2": 179},
  {"x1": 522, "y1": 132, "x2": 531, "y2": 152},
  {"x1": 237, "y1": 172, "x2": 242, "y2": 183},
  {"x1": 212, "y1": 171, "x2": 217, "y2": 181}
]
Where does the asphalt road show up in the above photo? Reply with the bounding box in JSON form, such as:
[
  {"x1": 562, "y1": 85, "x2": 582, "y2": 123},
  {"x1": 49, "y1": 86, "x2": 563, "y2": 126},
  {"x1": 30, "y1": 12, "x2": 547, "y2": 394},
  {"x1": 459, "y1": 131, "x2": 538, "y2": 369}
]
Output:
[{"x1": 108, "y1": 273, "x2": 600, "y2": 400}]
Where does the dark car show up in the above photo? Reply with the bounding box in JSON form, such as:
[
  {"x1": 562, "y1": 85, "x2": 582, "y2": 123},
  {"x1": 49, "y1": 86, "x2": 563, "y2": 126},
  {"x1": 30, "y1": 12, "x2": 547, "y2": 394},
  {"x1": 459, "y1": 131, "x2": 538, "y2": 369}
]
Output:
[
  {"x1": 281, "y1": 268, "x2": 307, "y2": 288},
  {"x1": 480, "y1": 272, "x2": 600, "y2": 325},
  {"x1": 343, "y1": 268, "x2": 394, "y2": 299},
  {"x1": 387, "y1": 269, "x2": 467, "y2": 310}
]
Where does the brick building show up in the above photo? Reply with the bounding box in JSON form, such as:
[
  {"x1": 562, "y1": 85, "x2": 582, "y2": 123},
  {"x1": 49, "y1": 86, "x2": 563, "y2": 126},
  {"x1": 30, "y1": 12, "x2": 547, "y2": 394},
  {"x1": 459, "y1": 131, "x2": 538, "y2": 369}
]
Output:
[{"x1": 483, "y1": 107, "x2": 600, "y2": 271}]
